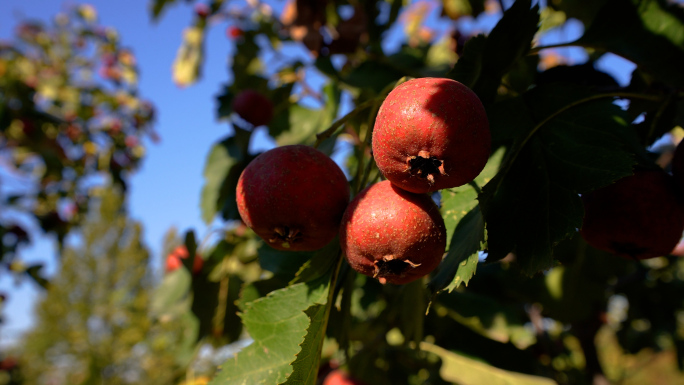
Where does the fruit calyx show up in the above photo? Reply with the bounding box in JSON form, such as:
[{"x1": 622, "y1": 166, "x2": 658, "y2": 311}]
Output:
[
  {"x1": 269, "y1": 226, "x2": 302, "y2": 248},
  {"x1": 372, "y1": 255, "x2": 421, "y2": 284},
  {"x1": 405, "y1": 150, "x2": 446, "y2": 184}
]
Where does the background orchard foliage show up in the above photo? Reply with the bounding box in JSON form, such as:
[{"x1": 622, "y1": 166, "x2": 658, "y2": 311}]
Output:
[{"x1": 1, "y1": 0, "x2": 684, "y2": 384}]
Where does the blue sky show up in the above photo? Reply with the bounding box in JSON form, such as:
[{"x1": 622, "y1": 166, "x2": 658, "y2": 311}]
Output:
[{"x1": 0, "y1": 0, "x2": 639, "y2": 347}]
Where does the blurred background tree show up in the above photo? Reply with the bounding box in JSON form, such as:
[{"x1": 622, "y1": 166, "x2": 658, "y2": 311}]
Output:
[
  {"x1": 0, "y1": 4, "x2": 156, "y2": 286},
  {"x1": 16, "y1": 188, "x2": 182, "y2": 385}
]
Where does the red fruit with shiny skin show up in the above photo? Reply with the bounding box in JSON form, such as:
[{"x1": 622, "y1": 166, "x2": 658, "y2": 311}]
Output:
[
  {"x1": 237, "y1": 145, "x2": 350, "y2": 251},
  {"x1": 340, "y1": 180, "x2": 446, "y2": 285},
  {"x1": 232, "y1": 89, "x2": 274, "y2": 127},
  {"x1": 372, "y1": 77, "x2": 490, "y2": 193},
  {"x1": 581, "y1": 170, "x2": 684, "y2": 260},
  {"x1": 323, "y1": 370, "x2": 367, "y2": 385}
]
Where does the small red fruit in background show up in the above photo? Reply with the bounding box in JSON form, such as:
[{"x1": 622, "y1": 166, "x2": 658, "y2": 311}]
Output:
[
  {"x1": 236, "y1": 145, "x2": 350, "y2": 251},
  {"x1": 372, "y1": 77, "x2": 490, "y2": 194},
  {"x1": 323, "y1": 369, "x2": 367, "y2": 385},
  {"x1": 166, "y1": 245, "x2": 204, "y2": 274},
  {"x1": 581, "y1": 170, "x2": 684, "y2": 259},
  {"x1": 226, "y1": 26, "x2": 243, "y2": 40},
  {"x1": 194, "y1": 3, "x2": 210, "y2": 19},
  {"x1": 232, "y1": 89, "x2": 274, "y2": 128},
  {"x1": 340, "y1": 180, "x2": 446, "y2": 285}
]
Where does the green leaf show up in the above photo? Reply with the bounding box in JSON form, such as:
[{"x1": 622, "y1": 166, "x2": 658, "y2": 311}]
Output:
[
  {"x1": 150, "y1": 0, "x2": 180, "y2": 20},
  {"x1": 290, "y1": 238, "x2": 341, "y2": 284},
  {"x1": 421, "y1": 342, "x2": 556, "y2": 385},
  {"x1": 440, "y1": 187, "x2": 478, "y2": 248},
  {"x1": 398, "y1": 280, "x2": 426, "y2": 345},
  {"x1": 481, "y1": 87, "x2": 637, "y2": 274},
  {"x1": 257, "y1": 243, "x2": 314, "y2": 278},
  {"x1": 270, "y1": 83, "x2": 340, "y2": 148},
  {"x1": 440, "y1": 148, "x2": 503, "y2": 247},
  {"x1": 574, "y1": 0, "x2": 684, "y2": 87},
  {"x1": 450, "y1": 0, "x2": 539, "y2": 105},
  {"x1": 151, "y1": 268, "x2": 192, "y2": 316},
  {"x1": 448, "y1": 34, "x2": 486, "y2": 89},
  {"x1": 436, "y1": 292, "x2": 536, "y2": 349},
  {"x1": 282, "y1": 304, "x2": 327, "y2": 385},
  {"x1": 428, "y1": 206, "x2": 485, "y2": 294},
  {"x1": 210, "y1": 272, "x2": 332, "y2": 385},
  {"x1": 441, "y1": 0, "x2": 485, "y2": 20},
  {"x1": 429, "y1": 149, "x2": 503, "y2": 293},
  {"x1": 547, "y1": 0, "x2": 608, "y2": 27},
  {"x1": 342, "y1": 60, "x2": 406, "y2": 94},
  {"x1": 172, "y1": 26, "x2": 205, "y2": 87},
  {"x1": 200, "y1": 133, "x2": 251, "y2": 224},
  {"x1": 237, "y1": 277, "x2": 291, "y2": 312}
]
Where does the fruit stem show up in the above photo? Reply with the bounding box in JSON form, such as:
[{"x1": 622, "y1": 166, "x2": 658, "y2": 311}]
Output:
[
  {"x1": 528, "y1": 41, "x2": 580, "y2": 55},
  {"x1": 354, "y1": 99, "x2": 382, "y2": 194},
  {"x1": 314, "y1": 250, "x2": 345, "y2": 383},
  {"x1": 314, "y1": 98, "x2": 376, "y2": 148}
]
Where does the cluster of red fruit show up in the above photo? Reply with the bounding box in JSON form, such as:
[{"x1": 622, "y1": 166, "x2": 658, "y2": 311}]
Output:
[
  {"x1": 581, "y1": 143, "x2": 684, "y2": 260},
  {"x1": 235, "y1": 78, "x2": 491, "y2": 285}
]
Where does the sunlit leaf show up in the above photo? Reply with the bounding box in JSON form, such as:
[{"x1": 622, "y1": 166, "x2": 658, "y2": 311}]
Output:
[
  {"x1": 421, "y1": 342, "x2": 556, "y2": 385},
  {"x1": 172, "y1": 26, "x2": 204, "y2": 87},
  {"x1": 200, "y1": 133, "x2": 251, "y2": 224},
  {"x1": 282, "y1": 304, "x2": 328, "y2": 385},
  {"x1": 209, "y1": 272, "x2": 332, "y2": 385},
  {"x1": 428, "y1": 206, "x2": 485, "y2": 294}
]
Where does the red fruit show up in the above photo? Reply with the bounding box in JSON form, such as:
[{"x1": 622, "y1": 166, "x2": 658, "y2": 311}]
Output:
[
  {"x1": 581, "y1": 170, "x2": 684, "y2": 260},
  {"x1": 372, "y1": 77, "x2": 490, "y2": 193},
  {"x1": 340, "y1": 180, "x2": 446, "y2": 285},
  {"x1": 165, "y1": 245, "x2": 204, "y2": 274},
  {"x1": 194, "y1": 3, "x2": 210, "y2": 18},
  {"x1": 227, "y1": 26, "x2": 243, "y2": 40},
  {"x1": 232, "y1": 89, "x2": 274, "y2": 127},
  {"x1": 672, "y1": 140, "x2": 684, "y2": 195},
  {"x1": 323, "y1": 370, "x2": 367, "y2": 385},
  {"x1": 236, "y1": 145, "x2": 350, "y2": 251}
]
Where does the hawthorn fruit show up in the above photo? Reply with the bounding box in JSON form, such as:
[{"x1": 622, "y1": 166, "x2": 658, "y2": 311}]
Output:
[
  {"x1": 232, "y1": 89, "x2": 274, "y2": 127},
  {"x1": 372, "y1": 77, "x2": 490, "y2": 193},
  {"x1": 340, "y1": 180, "x2": 446, "y2": 284},
  {"x1": 194, "y1": 3, "x2": 210, "y2": 19},
  {"x1": 322, "y1": 369, "x2": 367, "y2": 385},
  {"x1": 236, "y1": 145, "x2": 350, "y2": 251},
  {"x1": 226, "y1": 26, "x2": 243, "y2": 40},
  {"x1": 581, "y1": 170, "x2": 684, "y2": 260},
  {"x1": 166, "y1": 245, "x2": 203, "y2": 274}
]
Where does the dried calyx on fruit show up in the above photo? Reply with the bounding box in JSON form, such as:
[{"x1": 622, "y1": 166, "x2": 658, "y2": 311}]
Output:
[
  {"x1": 581, "y1": 169, "x2": 684, "y2": 260},
  {"x1": 372, "y1": 77, "x2": 490, "y2": 194},
  {"x1": 236, "y1": 145, "x2": 350, "y2": 251},
  {"x1": 340, "y1": 180, "x2": 446, "y2": 284}
]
